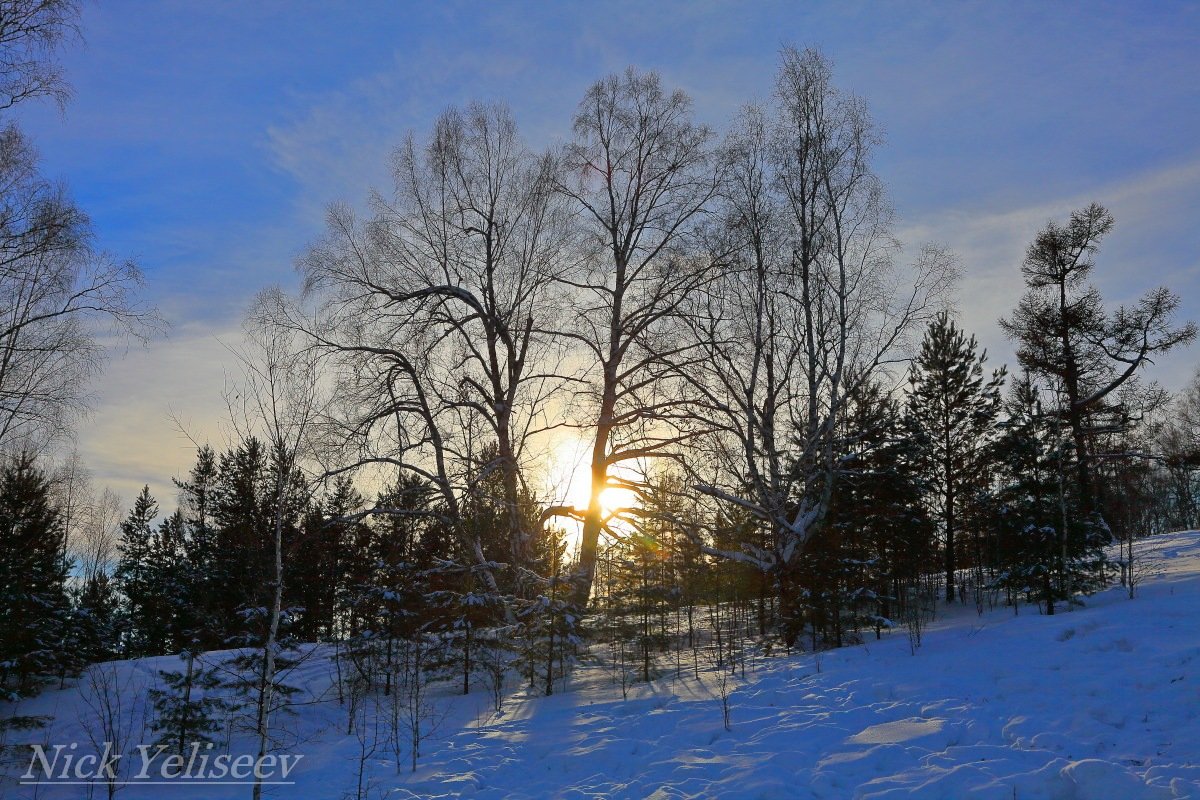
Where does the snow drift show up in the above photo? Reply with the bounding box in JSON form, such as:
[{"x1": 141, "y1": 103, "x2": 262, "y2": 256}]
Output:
[{"x1": 5, "y1": 532, "x2": 1199, "y2": 799}]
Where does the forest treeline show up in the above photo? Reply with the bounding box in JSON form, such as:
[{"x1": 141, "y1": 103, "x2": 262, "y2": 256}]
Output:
[{"x1": 2, "y1": 0, "x2": 1199, "y2": 779}]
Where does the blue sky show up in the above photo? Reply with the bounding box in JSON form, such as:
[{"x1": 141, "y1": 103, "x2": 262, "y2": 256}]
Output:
[{"x1": 18, "y1": 0, "x2": 1200, "y2": 501}]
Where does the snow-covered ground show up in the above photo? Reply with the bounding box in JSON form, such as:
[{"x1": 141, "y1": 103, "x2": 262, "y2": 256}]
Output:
[{"x1": 5, "y1": 532, "x2": 1200, "y2": 799}]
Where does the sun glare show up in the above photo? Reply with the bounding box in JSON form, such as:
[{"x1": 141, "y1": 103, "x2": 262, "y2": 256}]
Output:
[
  {"x1": 598, "y1": 485, "x2": 637, "y2": 514},
  {"x1": 544, "y1": 438, "x2": 641, "y2": 552}
]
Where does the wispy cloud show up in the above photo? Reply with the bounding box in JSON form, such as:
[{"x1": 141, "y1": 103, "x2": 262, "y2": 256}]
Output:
[
  {"x1": 77, "y1": 321, "x2": 242, "y2": 505},
  {"x1": 899, "y1": 157, "x2": 1200, "y2": 387},
  {"x1": 11, "y1": 1, "x2": 1195, "y2": 498}
]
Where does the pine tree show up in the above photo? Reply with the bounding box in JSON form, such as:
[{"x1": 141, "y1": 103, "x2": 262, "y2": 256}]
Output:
[
  {"x1": 221, "y1": 608, "x2": 303, "y2": 741},
  {"x1": 71, "y1": 571, "x2": 122, "y2": 666},
  {"x1": 604, "y1": 529, "x2": 670, "y2": 683},
  {"x1": 148, "y1": 650, "x2": 229, "y2": 755},
  {"x1": 425, "y1": 562, "x2": 508, "y2": 696},
  {"x1": 908, "y1": 313, "x2": 1005, "y2": 604},
  {"x1": 513, "y1": 526, "x2": 578, "y2": 697},
  {"x1": 0, "y1": 454, "x2": 71, "y2": 703},
  {"x1": 115, "y1": 486, "x2": 177, "y2": 656},
  {"x1": 1000, "y1": 204, "x2": 1194, "y2": 532}
]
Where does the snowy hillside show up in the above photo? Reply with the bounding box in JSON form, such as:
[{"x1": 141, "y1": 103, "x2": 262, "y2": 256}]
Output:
[{"x1": 6, "y1": 532, "x2": 1200, "y2": 799}]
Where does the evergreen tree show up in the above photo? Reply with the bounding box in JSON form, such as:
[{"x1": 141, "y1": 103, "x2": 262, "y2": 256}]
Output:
[
  {"x1": 157, "y1": 509, "x2": 191, "y2": 650},
  {"x1": 70, "y1": 571, "x2": 122, "y2": 666},
  {"x1": 211, "y1": 438, "x2": 272, "y2": 640},
  {"x1": 148, "y1": 650, "x2": 229, "y2": 755},
  {"x1": 221, "y1": 608, "x2": 303, "y2": 741},
  {"x1": 115, "y1": 486, "x2": 178, "y2": 656},
  {"x1": 287, "y1": 476, "x2": 363, "y2": 643},
  {"x1": 908, "y1": 313, "x2": 1005, "y2": 603},
  {"x1": 999, "y1": 204, "x2": 1194, "y2": 531},
  {"x1": 604, "y1": 529, "x2": 670, "y2": 683},
  {"x1": 0, "y1": 454, "x2": 71, "y2": 702},
  {"x1": 514, "y1": 526, "x2": 578, "y2": 697},
  {"x1": 827, "y1": 383, "x2": 933, "y2": 641},
  {"x1": 993, "y1": 377, "x2": 1066, "y2": 612},
  {"x1": 339, "y1": 476, "x2": 441, "y2": 698},
  {"x1": 426, "y1": 449, "x2": 525, "y2": 694},
  {"x1": 176, "y1": 446, "x2": 223, "y2": 649}
]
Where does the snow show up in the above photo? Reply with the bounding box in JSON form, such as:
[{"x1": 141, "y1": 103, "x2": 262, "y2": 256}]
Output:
[{"x1": 6, "y1": 531, "x2": 1200, "y2": 799}]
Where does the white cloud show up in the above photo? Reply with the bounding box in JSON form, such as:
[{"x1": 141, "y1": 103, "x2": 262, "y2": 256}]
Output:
[
  {"x1": 77, "y1": 321, "x2": 242, "y2": 506},
  {"x1": 57, "y1": 2, "x2": 1200, "y2": 504},
  {"x1": 898, "y1": 157, "x2": 1200, "y2": 389}
]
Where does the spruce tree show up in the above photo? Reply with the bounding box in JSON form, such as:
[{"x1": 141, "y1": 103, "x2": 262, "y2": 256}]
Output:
[
  {"x1": 177, "y1": 446, "x2": 223, "y2": 649},
  {"x1": 908, "y1": 313, "x2": 1005, "y2": 604},
  {"x1": 339, "y1": 477, "x2": 441, "y2": 698},
  {"x1": 71, "y1": 571, "x2": 122, "y2": 666},
  {"x1": 828, "y1": 382, "x2": 933, "y2": 640},
  {"x1": 211, "y1": 438, "x2": 272, "y2": 641},
  {"x1": 290, "y1": 476, "x2": 361, "y2": 641},
  {"x1": 427, "y1": 451, "x2": 520, "y2": 695},
  {"x1": 155, "y1": 509, "x2": 190, "y2": 651},
  {"x1": 993, "y1": 376, "x2": 1070, "y2": 613}
]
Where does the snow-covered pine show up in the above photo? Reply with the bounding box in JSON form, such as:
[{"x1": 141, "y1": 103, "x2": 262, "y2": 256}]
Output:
[{"x1": 147, "y1": 649, "x2": 229, "y2": 755}]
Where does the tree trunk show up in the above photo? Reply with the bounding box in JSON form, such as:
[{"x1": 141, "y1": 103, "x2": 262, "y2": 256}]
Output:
[
  {"x1": 945, "y1": 484, "x2": 956, "y2": 605},
  {"x1": 573, "y1": 396, "x2": 615, "y2": 608},
  {"x1": 253, "y1": 469, "x2": 286, "y2": 800}
]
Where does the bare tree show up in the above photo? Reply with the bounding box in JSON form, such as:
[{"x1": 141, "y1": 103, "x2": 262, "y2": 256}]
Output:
[
  {"x1": 227, "y1": 302, "x2": 328, "y2": 800},
  {"x1": 76, "y1": 488, "x2": 122, "y2": 583},
  {"x1": 286, "y1": 103, "x2": 571, "y2": 598},
  {"x1": 1156, "y1": 368, "x2": 1200, "y2": 529},
  {"x1": 345, "y1": 696, "x2": 382, "y2": 800},
  {"x1": 669, "y1": 48, "x2": 952, "y2": 645},
  {"x1": 549, "y1": 67, "x2": 718, "y2": 607},
  {"x1": 0, "y1": 1, "x2": 157, "y2": 454},
  {"x1": 76, "y1": 663, "x2": 147, "y2": 800},
  {"x1": 0, "y1": 126, "x2": 157, "y2": 453},
  {"x1": 383, "y1": 636, "x2": 442, "y2": 774},
  {"x1": 0, "y1": 0, "x2": 80, "y2": 113},
  {"x1": 49, "y1": 451, "x2": 121, "y2": 581}
]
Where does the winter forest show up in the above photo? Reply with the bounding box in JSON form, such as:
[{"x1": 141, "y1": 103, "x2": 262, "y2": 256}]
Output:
[{"x1": 3, "y1": 2, "x2": 1200, "y2": 798}]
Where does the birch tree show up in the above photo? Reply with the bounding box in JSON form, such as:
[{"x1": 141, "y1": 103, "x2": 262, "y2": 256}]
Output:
[
  {"x1": 0, "y1": 0, "x2": 79, "y2": 112},
  {"x1": 551, "y1": 67, "x2": 718, "y2": 607},
  {"x1": 671, "y1": 48, "x2": 952, "y2": 644},
  {"x1": 229, "y1": 302, "x2": 327, "y2": 800},
  {"x1": 0, "y1": 127, "x2": 155, "y2": 452},
  {"x1": 285, "y1": 103, "x2": 569, "y2": 600},
  {"x1": 0, "y1": 0, "x2": 157, "y2": 453}
]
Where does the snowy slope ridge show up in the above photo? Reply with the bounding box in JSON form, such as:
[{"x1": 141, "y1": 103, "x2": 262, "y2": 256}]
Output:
[
  {"x1": 6, "y1": 531, "x2": 1200, "y2": 799},
  {"x1": 388, "y1": 532, "x2": 1200, "y2": 800}
]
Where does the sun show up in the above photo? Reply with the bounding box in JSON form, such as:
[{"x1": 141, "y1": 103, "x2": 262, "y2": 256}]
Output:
[
  {"x1": 543, "y1": 437, "x2": 640, "y2": 551},
  {"x1": 544, "y1": 437, "x2": 638, "y2": 514},
  {"x1": 597, "y1": 484, "x2": 638, "y2": 517}
]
